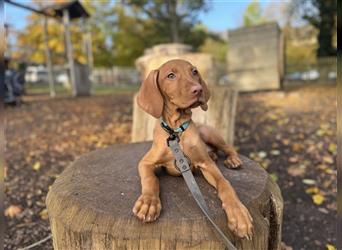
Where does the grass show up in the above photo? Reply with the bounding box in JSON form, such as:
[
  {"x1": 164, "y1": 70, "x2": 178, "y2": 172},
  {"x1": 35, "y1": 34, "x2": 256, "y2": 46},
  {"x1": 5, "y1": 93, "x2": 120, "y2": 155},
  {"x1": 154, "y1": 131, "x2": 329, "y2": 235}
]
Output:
[
  {"x1": 92, "y1": 84, "x2": 139, "y2": 95},
  {"x1": 25, "y1": 84, "x2": 69, "y2": 95}
]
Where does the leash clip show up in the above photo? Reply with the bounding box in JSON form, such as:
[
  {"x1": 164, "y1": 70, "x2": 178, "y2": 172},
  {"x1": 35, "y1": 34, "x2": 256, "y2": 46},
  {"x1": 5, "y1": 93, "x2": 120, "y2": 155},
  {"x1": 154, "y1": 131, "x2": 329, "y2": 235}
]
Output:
[{"x1": 166, "y1": 133, "x2": 180, "y2": 147}]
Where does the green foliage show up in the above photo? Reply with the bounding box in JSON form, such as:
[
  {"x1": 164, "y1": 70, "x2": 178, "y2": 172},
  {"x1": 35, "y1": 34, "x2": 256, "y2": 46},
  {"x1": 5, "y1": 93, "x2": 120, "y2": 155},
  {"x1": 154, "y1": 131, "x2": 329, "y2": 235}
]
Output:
[
  {"x1": 15, "y1": 0, "x2": 214, "y2": 67},
  {"x1": 113, "y1": 0, "x2": 210, "y2": 65},
  {"x1": 125, "y1": 0, "x2": 208, "y2": 42},
  {"x1": 15, "y1": 0, "x2": 115, "y2": 67},
  {"x1": 285, "y1": 42, "x2": 317, "y2": 72},
  {"x1": 243, "y1": 0, "x2": 266, "y2": 27}
]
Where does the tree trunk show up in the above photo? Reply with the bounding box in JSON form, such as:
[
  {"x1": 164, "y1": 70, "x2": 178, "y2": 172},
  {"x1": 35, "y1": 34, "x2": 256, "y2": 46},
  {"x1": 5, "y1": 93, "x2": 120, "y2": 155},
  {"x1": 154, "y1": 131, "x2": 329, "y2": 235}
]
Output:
[
  {"x1": 168, "y1": 0, "x2": 179, "y2": 43},
  {"x1": 316, "y1": 0, "x2": 336, "y2": 57}
]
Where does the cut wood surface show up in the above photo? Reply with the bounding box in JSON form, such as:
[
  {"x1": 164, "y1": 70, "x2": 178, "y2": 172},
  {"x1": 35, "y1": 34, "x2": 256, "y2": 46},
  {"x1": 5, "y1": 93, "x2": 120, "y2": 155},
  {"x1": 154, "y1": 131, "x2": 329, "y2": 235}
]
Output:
[{"x1": 46, "y1": 142, "x2": 283, "y2": 250}]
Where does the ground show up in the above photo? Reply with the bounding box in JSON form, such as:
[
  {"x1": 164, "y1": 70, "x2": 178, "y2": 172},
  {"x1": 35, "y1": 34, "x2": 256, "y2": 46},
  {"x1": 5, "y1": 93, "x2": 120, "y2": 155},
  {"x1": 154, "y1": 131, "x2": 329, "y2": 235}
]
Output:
[{"x1": 5, "y1": 84, "x2": 336, "y2": 250}]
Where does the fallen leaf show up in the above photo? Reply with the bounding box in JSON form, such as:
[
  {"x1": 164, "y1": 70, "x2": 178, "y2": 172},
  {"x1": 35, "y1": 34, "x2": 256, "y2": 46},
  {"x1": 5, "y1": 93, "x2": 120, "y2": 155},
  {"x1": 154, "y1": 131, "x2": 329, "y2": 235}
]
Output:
[
  {"x1": 317, "y1": 164, "x2": 328, "y2": 170},
  {"x1": 270, "y1": 150, "x2": 280, "y2": 155},
  {"x1": 318, "y1": 207, "x2": 329, "y2": 214},
  {"x1": 32, "y1": 161, "x2": 41, "y2": 171},
  {"x1": 316, "y1": 129, "x2": 325, "y2": 136},
  {"x1": 282, "y1": 139, "x2": 290, "y2": 145},
  {"x1": 258, "y1": 151, "x2": 267, "y2": 159},
  {"x1": 324, "y1": 169, "x2": 335, "y2": 174},
  {"x1": 39, "y1": 209, "x2": 49, "y2": 220},
  {"x1": 326, "y1": 244, "x2": 336, "y2": 250},
  {"x1": 261, "y1": 160, "x2": 270, "y2": 169},
  {"x1": 328, "y1": 143, "x2": 337, "y2": 154},
  {"x1": 270, "y1": 173, "x2": 278, "y2": 182},
  {"x1": 280, "y1": 241, "x2": 293, "y2": 250},
  {"x1": 287, "y1": 165, "x2": 306, "y2": 177},
  {"x1": 289, "y1": 156, "x2": 299, "y2": 163},
  {"x1": 305, "y1": 187, "x2": 319, "y2": 194},
  {"x1": 291, "y1": 143, "x2": 302, "y2": 152},
  {"x1": 323, "y1": 156, "x2": 334, "y2": 164},
  {"x1": 5, "y1": 205, "x2": 22, "y2": 218},
  {"x1": 303, "y1": 179, "x2": 316, "y2": 185},
  {"x1": 327, "y1": 202, "x2": 337, "y2": 211},
  {"x1": 312, "y1": 194, "x2": 325, "y2": 205}
]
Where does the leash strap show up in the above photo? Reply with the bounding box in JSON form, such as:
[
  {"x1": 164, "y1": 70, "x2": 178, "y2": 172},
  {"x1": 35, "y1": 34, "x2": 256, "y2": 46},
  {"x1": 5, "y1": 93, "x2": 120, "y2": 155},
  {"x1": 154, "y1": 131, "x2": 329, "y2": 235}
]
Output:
[{"x1": 168, "y1": 136, "x2": 237, "y2": 250}]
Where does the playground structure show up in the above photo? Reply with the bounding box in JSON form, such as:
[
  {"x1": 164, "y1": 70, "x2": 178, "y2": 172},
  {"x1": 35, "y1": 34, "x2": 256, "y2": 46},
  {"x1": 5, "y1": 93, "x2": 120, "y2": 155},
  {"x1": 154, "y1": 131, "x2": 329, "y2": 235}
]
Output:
[{"x1": 5, "y1": 0, "x2": 93, "y2": 97}]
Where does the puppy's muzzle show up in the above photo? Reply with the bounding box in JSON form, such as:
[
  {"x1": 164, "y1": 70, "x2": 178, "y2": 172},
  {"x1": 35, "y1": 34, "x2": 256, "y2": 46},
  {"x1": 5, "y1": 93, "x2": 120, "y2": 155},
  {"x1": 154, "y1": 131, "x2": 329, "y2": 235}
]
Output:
[{"x1": 191, "y1": 85, "x2": 203, "y2": 97}]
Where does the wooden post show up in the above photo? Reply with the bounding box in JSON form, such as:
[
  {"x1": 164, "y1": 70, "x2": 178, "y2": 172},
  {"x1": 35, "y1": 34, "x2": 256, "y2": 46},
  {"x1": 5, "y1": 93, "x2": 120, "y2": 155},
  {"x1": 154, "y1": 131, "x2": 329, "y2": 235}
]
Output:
[
  {"x1": 46, "y1": 142, "x2": 283, "y2": 250},
  {"x1": 86, "y1": 30, "x2": 94, "y2": 73},
  {"x1": 63, "y1": 9, "x2": 77, "y2": 96},
  {"x1": 81, "y1": 18, "x2": 93, "y2": 72},
  {"x1": 42, "y1": 15, "x2": 56, "y2": 98}
]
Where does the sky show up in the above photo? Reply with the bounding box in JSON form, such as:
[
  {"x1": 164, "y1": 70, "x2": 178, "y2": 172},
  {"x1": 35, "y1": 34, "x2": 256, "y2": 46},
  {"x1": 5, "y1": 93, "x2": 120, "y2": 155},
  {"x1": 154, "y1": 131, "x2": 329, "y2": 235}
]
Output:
[{"x1": 5, "y1": 0, "x2": 282, "y2": 33}]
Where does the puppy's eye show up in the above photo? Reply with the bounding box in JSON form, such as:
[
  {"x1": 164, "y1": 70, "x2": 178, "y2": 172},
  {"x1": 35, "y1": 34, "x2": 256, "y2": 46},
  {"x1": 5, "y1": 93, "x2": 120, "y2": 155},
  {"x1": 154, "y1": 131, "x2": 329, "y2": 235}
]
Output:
[
  {"x1": 167, "y1": 72, "x2": 176, "y2": 79},
  {"x1": 192, "y1": 69, "x2": 198, "y2": 75}
]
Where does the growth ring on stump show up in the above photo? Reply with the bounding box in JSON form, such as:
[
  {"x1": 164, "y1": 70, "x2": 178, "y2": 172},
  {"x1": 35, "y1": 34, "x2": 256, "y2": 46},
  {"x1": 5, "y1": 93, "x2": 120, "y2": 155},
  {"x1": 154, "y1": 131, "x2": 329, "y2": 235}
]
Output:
[{"x1": 46, "y1": 142, "x2": 283, "y2": 250}]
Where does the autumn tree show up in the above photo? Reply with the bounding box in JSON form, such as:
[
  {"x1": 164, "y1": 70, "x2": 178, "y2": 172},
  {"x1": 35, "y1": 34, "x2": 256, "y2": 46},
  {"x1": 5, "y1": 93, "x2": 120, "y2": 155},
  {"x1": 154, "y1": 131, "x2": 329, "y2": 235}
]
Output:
[
  {"x1": 124, "y1": 0, "x2": 208, "y2": 43},
  {"x1": 14, "y1": 0, "x2": 115, "y2": 67},
  {"x1": 111, "y1": 0, "x2": 212, "y2": 66},
  {"x1": 15, "y1": 0, "x2": 215, "y2": 67},
  {"x1": 290, "y1": 0, "x2": 337, "y2": 57}
]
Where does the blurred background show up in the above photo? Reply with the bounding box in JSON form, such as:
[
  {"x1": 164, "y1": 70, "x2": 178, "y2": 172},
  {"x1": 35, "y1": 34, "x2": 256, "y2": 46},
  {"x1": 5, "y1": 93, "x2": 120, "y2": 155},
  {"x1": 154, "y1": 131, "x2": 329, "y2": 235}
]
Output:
[{"x1": 4, "y1": 0, "x2": 336, "y2": 249}]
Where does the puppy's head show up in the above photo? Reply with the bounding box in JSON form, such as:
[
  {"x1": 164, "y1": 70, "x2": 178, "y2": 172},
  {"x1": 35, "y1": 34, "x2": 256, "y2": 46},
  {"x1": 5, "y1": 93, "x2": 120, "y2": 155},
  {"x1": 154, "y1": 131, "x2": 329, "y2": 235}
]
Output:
[{"x1": 137, "y1": 59, "x2": 210, "y2": 118}]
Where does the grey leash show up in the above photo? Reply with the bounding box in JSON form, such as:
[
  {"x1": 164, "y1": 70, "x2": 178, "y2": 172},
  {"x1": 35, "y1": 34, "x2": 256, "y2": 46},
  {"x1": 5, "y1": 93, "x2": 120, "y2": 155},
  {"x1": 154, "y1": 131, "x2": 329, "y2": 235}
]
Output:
[{"x1": 167, "y1": 135, "x2": 237, "y2": 250}]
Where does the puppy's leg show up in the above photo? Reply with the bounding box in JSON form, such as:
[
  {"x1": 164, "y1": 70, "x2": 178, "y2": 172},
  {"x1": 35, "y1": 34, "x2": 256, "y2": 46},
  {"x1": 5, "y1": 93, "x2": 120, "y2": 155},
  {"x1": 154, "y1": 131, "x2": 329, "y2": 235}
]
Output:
[
  {"x1": 133, "y1": 158, "x2": 162, "y2": 222},
  {"x1": 208, "y1": 149, "x2": 218, "y2": 162},
  {"x1": 199, "y1": 160, "x2": 253, "y2": 239},
  {"x1": 198, "y1": 124, "x2": 242, "y2": 168}
]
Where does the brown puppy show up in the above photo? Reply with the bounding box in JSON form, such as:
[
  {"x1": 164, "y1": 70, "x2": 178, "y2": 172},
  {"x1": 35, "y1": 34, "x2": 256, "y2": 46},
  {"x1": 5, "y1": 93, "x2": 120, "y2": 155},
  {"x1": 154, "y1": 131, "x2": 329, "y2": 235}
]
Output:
[{"x1": 133, "y1": 59, "x2": 253, "y2": 239}]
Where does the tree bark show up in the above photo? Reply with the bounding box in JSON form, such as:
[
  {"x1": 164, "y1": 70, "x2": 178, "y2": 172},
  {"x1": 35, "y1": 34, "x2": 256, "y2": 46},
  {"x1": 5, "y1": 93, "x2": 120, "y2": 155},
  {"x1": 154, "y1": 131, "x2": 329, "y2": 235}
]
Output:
[
  {"x1": 307, "y1": 0, "x2": 337, "y2": 57},
  {"x1": 168, "y1": 0, "x2": 179, "y2": 43}
]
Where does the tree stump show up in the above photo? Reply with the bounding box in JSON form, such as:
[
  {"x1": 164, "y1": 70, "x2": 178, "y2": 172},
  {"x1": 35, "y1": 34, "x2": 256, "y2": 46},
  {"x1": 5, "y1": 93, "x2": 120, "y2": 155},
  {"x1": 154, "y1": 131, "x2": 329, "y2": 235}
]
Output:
[{"x1": 46, "y1": 142, "x2": 283, "y2": 250}]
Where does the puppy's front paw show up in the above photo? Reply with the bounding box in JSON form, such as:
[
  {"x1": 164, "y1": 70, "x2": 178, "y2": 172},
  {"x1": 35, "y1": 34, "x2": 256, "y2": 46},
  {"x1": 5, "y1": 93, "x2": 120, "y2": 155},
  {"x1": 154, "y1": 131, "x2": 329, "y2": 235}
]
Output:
[
  {"x1": 132, "y1": 194, "x2": 162, "y2": 222},
  {"x1": 222, "y1": 200, "x2": 253, "y2": 240},
  {"x1": 224, "y1": 155, "x2": 243, "y2": 169}
]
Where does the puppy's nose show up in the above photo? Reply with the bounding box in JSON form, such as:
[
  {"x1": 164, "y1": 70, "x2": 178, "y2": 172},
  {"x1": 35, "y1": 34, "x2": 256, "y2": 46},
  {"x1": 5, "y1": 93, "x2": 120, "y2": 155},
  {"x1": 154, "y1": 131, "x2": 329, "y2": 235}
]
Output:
[{"x1": 191, "y1": 85, "x2": 203, "y2": 96}]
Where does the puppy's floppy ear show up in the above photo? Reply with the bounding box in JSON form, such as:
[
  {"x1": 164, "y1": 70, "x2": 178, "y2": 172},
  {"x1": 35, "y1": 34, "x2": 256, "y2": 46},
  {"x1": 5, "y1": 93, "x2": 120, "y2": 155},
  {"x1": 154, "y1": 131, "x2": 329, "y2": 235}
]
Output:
[
  {"x1": 137, "y1": 69, "x2": 164, "y2": 118},
  {"x1": 198, "y1": 71, "x2": 211, "y2": 111}
]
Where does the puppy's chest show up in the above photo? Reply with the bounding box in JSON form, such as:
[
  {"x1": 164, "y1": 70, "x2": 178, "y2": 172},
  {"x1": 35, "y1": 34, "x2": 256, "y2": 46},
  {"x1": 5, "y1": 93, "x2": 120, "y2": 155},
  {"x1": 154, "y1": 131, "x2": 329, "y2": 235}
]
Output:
[{"x1": 165, "y1": 136, "x2": 204, "y2": 166}]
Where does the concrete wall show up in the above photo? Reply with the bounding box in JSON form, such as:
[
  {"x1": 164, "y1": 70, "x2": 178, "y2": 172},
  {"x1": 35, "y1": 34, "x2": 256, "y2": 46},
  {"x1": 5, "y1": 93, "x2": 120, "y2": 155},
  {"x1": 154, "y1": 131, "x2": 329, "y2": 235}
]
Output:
[{"x1": 227, "y1": 22, "x2": 284, "y2": 91}]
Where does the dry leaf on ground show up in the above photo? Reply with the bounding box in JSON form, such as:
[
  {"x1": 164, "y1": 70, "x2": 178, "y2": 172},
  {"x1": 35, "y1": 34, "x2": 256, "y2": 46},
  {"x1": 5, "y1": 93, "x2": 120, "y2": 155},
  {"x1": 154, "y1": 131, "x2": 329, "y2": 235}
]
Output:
[{"x1": 5, "y1": 205, "x2": 22, "y2": 218}]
